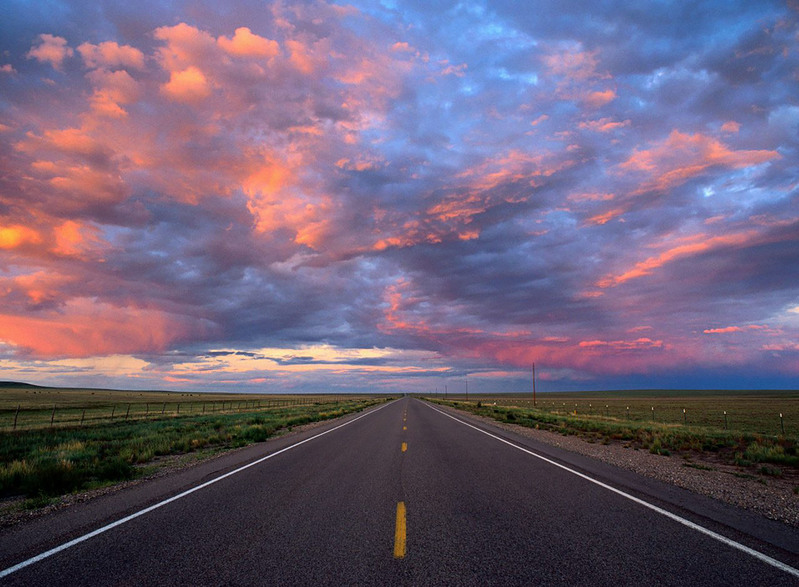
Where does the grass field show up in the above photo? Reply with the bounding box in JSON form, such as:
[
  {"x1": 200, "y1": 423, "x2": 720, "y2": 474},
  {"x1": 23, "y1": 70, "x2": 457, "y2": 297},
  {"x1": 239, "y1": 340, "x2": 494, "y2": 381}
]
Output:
[
  {"x1": 425, "y1": 389, "x2": 799, "y2": 481},
  {"x1": 425, "y1": 389, "x2": 799, "y2": 438},
  {"x1": 0, "y1": 384, "x2": 393, "y2": 510},
  {"x1": 0, "y1": 383, "x2": 377, "y2": 431}
]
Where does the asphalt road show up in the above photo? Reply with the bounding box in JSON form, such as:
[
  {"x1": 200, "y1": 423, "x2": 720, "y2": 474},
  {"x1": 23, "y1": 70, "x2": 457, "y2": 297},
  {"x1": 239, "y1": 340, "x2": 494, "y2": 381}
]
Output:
[{"x1": 1, "y1": 397, "x2": 797, "y2": 585}]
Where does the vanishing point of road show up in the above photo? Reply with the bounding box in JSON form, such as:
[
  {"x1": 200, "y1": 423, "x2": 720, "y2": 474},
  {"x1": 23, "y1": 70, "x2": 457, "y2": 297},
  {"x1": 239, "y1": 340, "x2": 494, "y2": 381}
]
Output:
[{"x1": 1, "y1": 397, "x2": 797, "y2": 585}]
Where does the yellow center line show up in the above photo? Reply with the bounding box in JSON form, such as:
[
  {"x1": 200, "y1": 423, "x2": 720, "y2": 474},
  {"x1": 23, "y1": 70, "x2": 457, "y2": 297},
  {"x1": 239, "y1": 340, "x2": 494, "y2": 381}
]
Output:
[
  {"x1": 394, "y1": 502, "x2": 406, "y2": 559},
  {"x1": 401, "y1": 442, "x2": 407, "y2": 452},
  {"x1": 403, "y1": 425, "x2": 407, "y2": 431}
]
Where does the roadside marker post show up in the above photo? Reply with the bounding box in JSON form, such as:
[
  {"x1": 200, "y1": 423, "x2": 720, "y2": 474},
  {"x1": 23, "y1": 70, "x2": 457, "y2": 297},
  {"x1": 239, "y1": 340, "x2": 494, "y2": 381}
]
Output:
[{"x1": 780, "y1": 413, "x2": 784, "y2": 435}]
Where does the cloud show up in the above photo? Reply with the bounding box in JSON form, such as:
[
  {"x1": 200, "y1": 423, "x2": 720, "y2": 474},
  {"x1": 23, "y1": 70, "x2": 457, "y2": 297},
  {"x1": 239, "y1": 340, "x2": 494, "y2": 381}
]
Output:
[
  {"x1": 161, "y1": 66, "x2": 212, "y2": 103},
  {"x1": 0, "y1": 298, "x2": 212, "y2": 358},
  {"x1": 77, "y1": 41, "x2": 145, "y2": 70},
  {"x1": 27, "y1": 34, "x2": 73, "y2": 69},
  {"x1": 579, "y1": 118, "x2": 630, "y2": 133},
  {"x1": 217, "y1": 27, "x2": 279, "y2": 59},
  {"x1": 1, "y1": 1, "x2": 797, "y2": 392}
]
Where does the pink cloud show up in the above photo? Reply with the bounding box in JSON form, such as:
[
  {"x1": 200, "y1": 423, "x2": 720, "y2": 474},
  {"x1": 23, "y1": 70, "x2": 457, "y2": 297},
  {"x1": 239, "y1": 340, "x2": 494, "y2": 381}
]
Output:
[
  {"x1": 161, "y1": 66, "x2": 212, "y2": 103},
  {"x1": 0, "y1": 225, "x2": 42, "y2": 249},
  {"x1": 568, "y1": 192, "x2": 615, "y2": 202},
  {"x1": 598, "y1": 231, "x2": 756, "y2": 288},
  {"x1": 704, "y1": 325, "x2": 768, "y2": 334},
  {"x1": 77, "y1": 41, "x2": 145, "y2": 70},
  {"x1": 52, "y1": 220, "x2": 102, "y2": 258},
  {"x1": 286, "y1": 39, "x2": 318, "y2": 74},
  {"x1": 154, "y1": 23, "x2": 217, "y2": 72},
  {"x1": 619, "y1": 130, "x2": 780, "y2": 194},
  {"x1": 217, "y1": 27, "x2": 279, "y2": 59},
  {"x1": 583, "y1": 89, "x2": 616, "y2": 108},
  {"x1": 86, "y1": 68, "x2": 141, "y2": 117},
  {"x1": 542, "y1": 45, "x2": 606, "y2": 80},
  {"x1": 721, "y1": 120, "x2": 741, "y2": 133},
  {"x1": 578, "y1": 117, "x2": 630, "y2": 132},
  {"x1": 0, "y1": 299, "x2": 207, "y2": 358},
  {"x1": 27, "y1": 34, "x2": 73, "y2": 70}
]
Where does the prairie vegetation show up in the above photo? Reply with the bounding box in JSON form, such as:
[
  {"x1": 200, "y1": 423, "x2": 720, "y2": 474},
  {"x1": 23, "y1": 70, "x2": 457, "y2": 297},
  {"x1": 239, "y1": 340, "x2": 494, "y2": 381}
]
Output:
[
  {"x1": 427, "y1": 389, "x2": 799, "y2": 479},
  {"x1": 0, "y1": 384, "x2": 391, "y2": 511}
]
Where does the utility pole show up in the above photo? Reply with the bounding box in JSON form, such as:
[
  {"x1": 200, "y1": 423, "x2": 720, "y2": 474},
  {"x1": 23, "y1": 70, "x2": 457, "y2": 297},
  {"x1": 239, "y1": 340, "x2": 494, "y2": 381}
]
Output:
[
  {"x1": 465, "y1": 375, "x2": 468, "y2": 402},
  {"x1": 532, "y1": 362, "x2": 537, "y2": 407}
]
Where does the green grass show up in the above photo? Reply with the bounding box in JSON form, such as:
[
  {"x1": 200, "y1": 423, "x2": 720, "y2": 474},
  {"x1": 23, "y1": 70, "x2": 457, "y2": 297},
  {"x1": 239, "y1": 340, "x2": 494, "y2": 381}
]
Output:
[
  {"x1": 0, "y1": 385, "x2": 383, "y2": 431},
  {"x1": 435, "y1": 389, "x2": 799, "y2": 438},
  {"x1": 427, "y1": 395, "x2": 798, "y2": 473},
  {"x1": 0, "y1": 396, "x2": 390, "y2": 505}
]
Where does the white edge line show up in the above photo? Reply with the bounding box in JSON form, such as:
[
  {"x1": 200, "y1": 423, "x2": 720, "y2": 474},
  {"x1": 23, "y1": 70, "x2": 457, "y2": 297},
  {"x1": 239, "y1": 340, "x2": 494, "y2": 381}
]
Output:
[
  {"x1": 424, "y1": 401, "x2": 799, "y2": 579},
  {"x1": 0, "y1": 400, "x2": 395, "y2": 579}
]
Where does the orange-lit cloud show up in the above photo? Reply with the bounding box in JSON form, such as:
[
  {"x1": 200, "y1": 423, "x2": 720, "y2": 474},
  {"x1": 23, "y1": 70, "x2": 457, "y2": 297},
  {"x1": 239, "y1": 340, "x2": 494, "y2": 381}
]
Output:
[
  {"x1": 77, "y1": 41, "x2": 145, "y2": 70},
  {"x1": 0, "y1": 225, "x2": 42, "y2": 249},
  {"x1": 217, "y1": 27, "x2": 279, "y2": 59},
  {"x1": 598, "y1": 231, "x2": 756, "y2": 287},
  {"x1": 0, "y1": 299, "x2": 204, "y2": 358},
  {"x1": 704, "y1": 325, "x2": 767, "y2": 334},
  {"x1": 52, "y1": 220, "x2": 102, "y2": 257},
  {"x1": 579, "y1": 118, "x2": 630, "y2": 132},
  {"x1": 2, "y1": 3, "x2": 797, "y2": 392},
  {"x1": 27, "y1": 34, "x2": 73, "y2": 69},
  {"x1": 86, "y1": 68, "x2": 141, "y2": 117},
  {"x1": 721, "y1": 121, "x2": 740, "y2": 133},
  {"x1": 162, "y1": 66, "x2": 212, "y2": 103},
  {"x1": 619, "y1": 130, "x2": 780, "y2": 193}
]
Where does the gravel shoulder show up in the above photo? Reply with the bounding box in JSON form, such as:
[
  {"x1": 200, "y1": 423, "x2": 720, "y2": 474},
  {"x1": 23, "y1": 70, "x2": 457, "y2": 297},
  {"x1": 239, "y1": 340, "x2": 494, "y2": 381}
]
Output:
[{"x1": 448, "y1": 405, "x2": 799, "y2": 528}]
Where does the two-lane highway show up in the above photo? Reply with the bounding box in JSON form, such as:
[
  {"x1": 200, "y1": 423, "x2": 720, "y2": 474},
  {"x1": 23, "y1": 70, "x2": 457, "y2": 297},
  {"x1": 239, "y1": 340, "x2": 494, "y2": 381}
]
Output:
[{"x1": 1, "y1": 397, "x2": 797, "y2": 585}]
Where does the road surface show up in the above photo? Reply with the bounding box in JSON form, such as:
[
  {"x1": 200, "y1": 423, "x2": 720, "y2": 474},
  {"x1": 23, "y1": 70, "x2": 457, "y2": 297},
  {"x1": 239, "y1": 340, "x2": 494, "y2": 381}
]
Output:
[{"x1": 1, "y1": 397, "x2": 797, "y2": 585}]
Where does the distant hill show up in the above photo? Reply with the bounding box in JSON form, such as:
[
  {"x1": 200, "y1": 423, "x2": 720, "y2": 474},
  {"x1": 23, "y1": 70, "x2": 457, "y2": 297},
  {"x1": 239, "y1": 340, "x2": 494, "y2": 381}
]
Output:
[{"x1": 0, "y1": 381, "x2": 49, "y2": 389}]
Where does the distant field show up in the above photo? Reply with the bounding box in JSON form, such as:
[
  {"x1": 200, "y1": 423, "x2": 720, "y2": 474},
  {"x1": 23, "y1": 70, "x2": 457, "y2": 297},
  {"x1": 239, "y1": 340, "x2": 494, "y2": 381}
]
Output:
[
  {"x1": 425, "y1": 389, "x2": 799, "y2": 482},
  {"x1": 0, "y1": 384, "x2": 393, "y2": 509},
  {"x1": 425, "y1": 389, "x2": 799, "y2": 438},
  {"x1": 0, "y1": 384, "x2": 382, "y2": 431}
]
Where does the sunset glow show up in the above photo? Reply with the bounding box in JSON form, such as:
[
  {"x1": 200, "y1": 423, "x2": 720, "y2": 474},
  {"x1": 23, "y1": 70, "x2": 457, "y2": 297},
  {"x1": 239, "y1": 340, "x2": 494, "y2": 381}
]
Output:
[{"x1": 1, "y1": 1, "x2": 797, "y2": 392}]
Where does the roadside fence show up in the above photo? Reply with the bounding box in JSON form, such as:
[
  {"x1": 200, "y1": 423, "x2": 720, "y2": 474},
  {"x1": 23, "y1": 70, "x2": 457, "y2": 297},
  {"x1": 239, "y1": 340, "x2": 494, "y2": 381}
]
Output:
[{"x1": 0, "y1": 396, "x2": 351, "y2": 433}]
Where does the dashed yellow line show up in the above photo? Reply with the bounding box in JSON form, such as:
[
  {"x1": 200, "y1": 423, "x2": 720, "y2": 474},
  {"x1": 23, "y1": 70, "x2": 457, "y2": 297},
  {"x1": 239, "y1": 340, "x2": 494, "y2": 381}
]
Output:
[
  {"x1": 394, "y1": 502, "x2": 406, "y2": 558},
  {"x1": 401, "y1": 442, "x2": 407, "y2": 452},
  {"x1": 403, "y1": 425, "x2": 407, "y2": 431}
]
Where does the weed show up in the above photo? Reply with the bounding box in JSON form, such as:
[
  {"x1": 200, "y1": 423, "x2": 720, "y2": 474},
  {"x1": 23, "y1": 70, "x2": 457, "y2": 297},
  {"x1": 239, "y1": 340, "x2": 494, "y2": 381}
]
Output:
[
  {"x1": 759, "y1": 465, "x2": 783, "y2": 477},
  {"x1": 683, "y1": 463, "x2": 716, "y2": 471}
]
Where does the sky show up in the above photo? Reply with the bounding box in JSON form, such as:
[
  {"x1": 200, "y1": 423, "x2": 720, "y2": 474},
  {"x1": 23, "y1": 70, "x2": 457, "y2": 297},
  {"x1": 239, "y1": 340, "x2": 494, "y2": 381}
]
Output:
[{"x1": 0, "y1": 0, "x2": 798, "y2": 394}]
